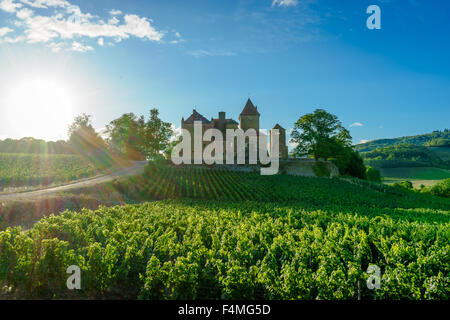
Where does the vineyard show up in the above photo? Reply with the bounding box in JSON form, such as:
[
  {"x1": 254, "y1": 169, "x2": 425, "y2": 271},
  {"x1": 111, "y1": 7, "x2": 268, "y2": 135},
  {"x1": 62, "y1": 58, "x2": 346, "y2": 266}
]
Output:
[
  {"x1": 118, "y1": 164, "x2": 450, "y2": 208},
  {"x1": 0, "y1": 164, "x2": 449, "y2": 299},
  {"x1": 0, "y1": 153, "x2": 110, "y2": 189}
]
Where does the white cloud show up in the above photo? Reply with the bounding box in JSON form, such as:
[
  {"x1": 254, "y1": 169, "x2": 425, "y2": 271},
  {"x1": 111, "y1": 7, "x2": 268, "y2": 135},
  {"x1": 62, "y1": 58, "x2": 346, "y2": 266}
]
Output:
[
  {"x1": 272, "y1": 0, "x2": 298, "y2": 7},
  {"x1": 20, "y1": 0, "x2": 70, "y2": 9},
  {"x1": 0, "y1": 0, "x2": 68, "y2": 13},
  {"x1": 109, "y1": 9, "x2": 122, "y2": 16},
  {"x1": 350, "y1": 122, "x2": 364, "y2": 128},
  {"x1": 70, "y1": 41, "x2": 93, "y2": 52},
  {"x1": 170, "y1": 125, "x2": 182, "y2": 142},
  {"x1": 288, "y1": 140, "x2": 298, "y2": 149},
  {"x1": 0, "y1": 0, "x2": 166, "y2": 52},
  {"x1": 16, "y1": 7, "x2": 32, "y2": 19},
  {"x1": 358, "y1": 139, "x2": 371, "y2": 144},
  {"x1": 108, "y1": 16, "x2": 119, "y2": 25},
  {"x1": 47, "y1": 41, "x2": 63, "y2": 52},
  {"x1": 0, "y1": 27, "x2": 13, "y2": 36},
  {"x1": 170, "y1": 30, "x2": 184, "y2": 44},
  {"x1": 0, "y1": 0, "x2": 22, "y2": 12},
  {"x1": 0, "y1": 35, "x2": 24, "y2": 43},
  {"x1": 187, "y1": 49, "x2": 236, "y2": 58}
]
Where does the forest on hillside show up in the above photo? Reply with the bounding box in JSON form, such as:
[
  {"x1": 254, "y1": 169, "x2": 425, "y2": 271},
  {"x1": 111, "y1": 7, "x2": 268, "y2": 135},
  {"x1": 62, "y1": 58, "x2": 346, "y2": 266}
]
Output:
[
  {"x1": 361, "y1": 144, "x2": 450, "y2": 169},
  {"x1": 355, "y1": 130, "x2": 450, "y2": 152}
]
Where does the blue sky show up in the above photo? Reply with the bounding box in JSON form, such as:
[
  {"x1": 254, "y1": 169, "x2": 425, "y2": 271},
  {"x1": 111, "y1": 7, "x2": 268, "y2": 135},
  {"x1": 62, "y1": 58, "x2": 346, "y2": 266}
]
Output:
[{"x1": 0, "y1": 0, "x2": 449, "y2": 144}]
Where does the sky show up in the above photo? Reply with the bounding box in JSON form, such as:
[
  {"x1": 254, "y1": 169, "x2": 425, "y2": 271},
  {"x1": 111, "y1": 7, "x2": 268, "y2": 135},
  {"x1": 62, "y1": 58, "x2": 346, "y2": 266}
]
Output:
[{"x1": 0, "y1": 0, "x2": 449, "y2": 145}]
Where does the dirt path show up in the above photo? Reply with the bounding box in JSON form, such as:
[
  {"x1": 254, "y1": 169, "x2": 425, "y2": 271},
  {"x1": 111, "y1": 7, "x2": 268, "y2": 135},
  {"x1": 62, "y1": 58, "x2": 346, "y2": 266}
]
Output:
[{"x1": 0, "y1": 161, "x2": 148, "y2": 201}]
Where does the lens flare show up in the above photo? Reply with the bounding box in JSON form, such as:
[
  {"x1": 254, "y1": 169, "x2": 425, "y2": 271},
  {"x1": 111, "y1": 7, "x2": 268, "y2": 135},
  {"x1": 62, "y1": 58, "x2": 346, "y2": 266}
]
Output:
[{"x1": 4, "y1": 78, "x2": 75, "y2": 141}]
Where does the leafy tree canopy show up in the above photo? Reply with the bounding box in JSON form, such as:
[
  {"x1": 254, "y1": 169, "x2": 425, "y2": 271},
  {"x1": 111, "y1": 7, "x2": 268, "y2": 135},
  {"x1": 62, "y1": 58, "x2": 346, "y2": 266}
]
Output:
[
  {"x1": 105, "y1": 109, "x2": 173, "y2": 160},
  {"x1": 365, "y1": 166, "x2": 382, "y2": 182},
  {"x1": 290, "y1": 109, "x2": 352, "y2": 160},
  {"x1": 106, "y1": 113, "x2": 146, "y2": 160},
  {"x1": 68, "y1": 114, "x2": 106, "y2": 155}
]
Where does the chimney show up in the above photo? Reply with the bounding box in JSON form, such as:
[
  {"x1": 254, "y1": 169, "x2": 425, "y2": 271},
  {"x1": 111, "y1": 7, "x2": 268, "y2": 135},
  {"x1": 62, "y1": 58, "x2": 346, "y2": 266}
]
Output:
[{"x1": 219, "y1": 112, "x2": 226, "y2": 130}]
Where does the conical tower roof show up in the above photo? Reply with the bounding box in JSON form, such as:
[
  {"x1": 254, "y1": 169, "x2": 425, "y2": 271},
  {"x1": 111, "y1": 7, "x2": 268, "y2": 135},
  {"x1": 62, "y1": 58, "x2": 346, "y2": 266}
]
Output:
[
  {"x1": 273, "y1": 123, "x2": 285, "y2": 130},
  {"x1": 240, "y1": 98, "x2": 260, "y2": 116}
]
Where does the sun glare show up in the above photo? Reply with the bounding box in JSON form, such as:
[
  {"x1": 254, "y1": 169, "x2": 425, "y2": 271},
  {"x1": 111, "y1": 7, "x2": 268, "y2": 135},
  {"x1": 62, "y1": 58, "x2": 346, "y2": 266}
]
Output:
[{"x1": 4, "y1": 78, "x2": 75, "y2": 141}]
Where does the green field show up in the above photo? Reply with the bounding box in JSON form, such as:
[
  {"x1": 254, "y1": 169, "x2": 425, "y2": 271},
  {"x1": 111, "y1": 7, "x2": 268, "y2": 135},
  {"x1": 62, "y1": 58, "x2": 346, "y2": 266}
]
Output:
[
  {"x1": 381, "y1": 167, "x2": 450, "y2": 188},
  {"x1": 0, "y1": 153, "x2": 110, "y2": 190},
  {"x1": 0, "y1": 164, "x2": 449, "y2": 299}
]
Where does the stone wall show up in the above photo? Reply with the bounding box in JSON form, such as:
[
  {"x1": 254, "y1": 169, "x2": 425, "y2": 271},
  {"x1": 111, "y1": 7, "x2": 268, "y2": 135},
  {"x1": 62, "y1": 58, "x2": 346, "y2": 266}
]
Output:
[
  {"x1": 279, "y1": 159, "x2": 339, "y2": 178},
  {"x1": 178, "y1": 159, "x2": 339, "y2": 178}
]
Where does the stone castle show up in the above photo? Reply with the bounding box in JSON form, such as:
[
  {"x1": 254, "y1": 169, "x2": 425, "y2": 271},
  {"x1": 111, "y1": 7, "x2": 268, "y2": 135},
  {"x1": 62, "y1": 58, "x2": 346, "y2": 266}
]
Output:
[{"x1": 181, "y1": 98, "x2": 289, "y2": 162}]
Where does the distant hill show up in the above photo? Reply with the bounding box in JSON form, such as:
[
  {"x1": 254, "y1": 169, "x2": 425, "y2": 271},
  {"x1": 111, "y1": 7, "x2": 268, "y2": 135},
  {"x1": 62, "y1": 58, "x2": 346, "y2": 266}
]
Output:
[
  {"x1": 357, "y1": 131, "x2": 450, "y2": 185},
  {"x1": 355, "y1": 129, "x2": 450, "y2": 152},
  {"x1": 361, "y1": 144, "x2": 449, "y2": 169},
  {"x1": 429, "y1": 146, "x2": 450, "y2": 162}
]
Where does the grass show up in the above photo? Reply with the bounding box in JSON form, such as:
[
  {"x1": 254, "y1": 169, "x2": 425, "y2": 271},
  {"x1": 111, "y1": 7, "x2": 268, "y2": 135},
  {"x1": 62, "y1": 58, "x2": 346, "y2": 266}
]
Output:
[
  {"x1": 381, "y1": 166, "x2": 450, "y2": 185},
  {"x1": 0, "y1": 153, "x2": 116, "y2": 190}
]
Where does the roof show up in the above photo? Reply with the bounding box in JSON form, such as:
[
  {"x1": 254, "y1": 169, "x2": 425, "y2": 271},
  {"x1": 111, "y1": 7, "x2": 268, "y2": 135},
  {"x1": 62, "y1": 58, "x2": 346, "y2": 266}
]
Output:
[
  {"x1": 240, "y1": 99, "x2": 260, "y2": 116},
  {"x1": 226, "y1": 119, "x2": 238, "y2": 125},
  {"x1": 273, "y1": 124, "x2": 285, "y2": 130},
  {"x1": 184, "y1": 109, "x2": 211, "y2": 124},
  {"x1": 212, "y1": 118, "x2": 238, "y2": 126}
]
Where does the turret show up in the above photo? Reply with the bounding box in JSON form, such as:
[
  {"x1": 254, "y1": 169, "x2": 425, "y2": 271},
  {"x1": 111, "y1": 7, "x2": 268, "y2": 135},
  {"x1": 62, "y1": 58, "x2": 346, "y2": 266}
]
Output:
[
  {"x1": 270, "y1": 124, "x2": 288, "y2": 160},
  {"x1": 239, "y1": 98, "x2": 260, "y2": 132}
]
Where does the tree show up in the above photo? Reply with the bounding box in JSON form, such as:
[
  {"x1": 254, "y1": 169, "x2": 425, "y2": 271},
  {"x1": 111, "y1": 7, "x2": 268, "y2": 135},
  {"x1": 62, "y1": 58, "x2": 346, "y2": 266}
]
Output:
[
  {"x1": 142, "y1": 109, "x2": 173, "y2": 160},
  {"x1": 290, "y1": 109, "x2": 351, "y2": 160},
  {"x1": 425, "y1": 178, "x2": 450, "y2": 198},
  {"x1": 105, "y1": 113, "x2": 146, "y2": 160},
  {"x1": 68, "y1": 114, "x2": 106, "y2": 155},
  {"x1": 290, "y1": 109, "x2": 371, "y2": 180},
  {"x1": 365, "y1": 166, "x2": 381, "y2": 182},
  {"x1": 393, "y1": 181, "x2": 414, "y2": 190},
  {"x1": 332, "y1": 144, "x2": 366, "y2": 179},
  {"x1": 105, "y1": 109, "x2": 173, "y2": 160}
]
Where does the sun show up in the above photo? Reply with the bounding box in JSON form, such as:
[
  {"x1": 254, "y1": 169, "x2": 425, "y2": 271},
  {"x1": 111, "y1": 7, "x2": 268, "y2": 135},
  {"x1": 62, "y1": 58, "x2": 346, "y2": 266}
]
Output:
[{"x1": 4, "y1": 78, "x2": 75, "y2": 141}]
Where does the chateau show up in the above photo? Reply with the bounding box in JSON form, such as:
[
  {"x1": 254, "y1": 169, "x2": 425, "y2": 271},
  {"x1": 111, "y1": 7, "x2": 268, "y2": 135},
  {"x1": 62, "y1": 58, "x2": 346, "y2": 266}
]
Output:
[{"x1": 181, "y1": 98, "x2": 289, "y2": 162}]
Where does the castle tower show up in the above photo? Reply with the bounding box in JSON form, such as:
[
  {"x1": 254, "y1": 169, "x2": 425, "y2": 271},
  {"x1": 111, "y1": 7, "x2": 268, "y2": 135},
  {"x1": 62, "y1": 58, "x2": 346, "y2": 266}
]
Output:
[
  {"x1": 239, "y1": 99, "x2": 261, "y2": 163},
  {"x1": 271, "y1": 124, "x2": 288, "y2": 160},
  {"x1": 239, "y1": 99, "x2": 260, "y2": 132}
]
